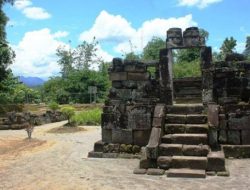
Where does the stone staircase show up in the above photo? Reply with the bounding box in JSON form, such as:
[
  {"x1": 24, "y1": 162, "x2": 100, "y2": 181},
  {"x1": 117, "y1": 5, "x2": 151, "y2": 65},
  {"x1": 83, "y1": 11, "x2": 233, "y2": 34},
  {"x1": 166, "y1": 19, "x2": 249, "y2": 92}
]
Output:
[
  {"x1": 136, "y1": 104, "x2": 228, "y2": 178},
  {"x1": 0, "y1": 117, "x2": 9, "y2": 130},
  {"x1": 161, "y1": 104, "x2": 209, "y2": 177}
]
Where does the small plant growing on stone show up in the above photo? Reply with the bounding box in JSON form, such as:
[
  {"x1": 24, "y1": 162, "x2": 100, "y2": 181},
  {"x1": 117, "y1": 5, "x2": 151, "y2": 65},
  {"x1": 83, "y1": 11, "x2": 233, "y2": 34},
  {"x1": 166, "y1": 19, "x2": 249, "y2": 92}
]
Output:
[
  {"x1": 60, "y1": 106, "x2": 76, "y2": 126},
  {"x1": 26, "y1": 124, "x2": 34, "y2": 140},
  {"x1": 48, "y1": 101, "x2": 60, "y2": 111}
]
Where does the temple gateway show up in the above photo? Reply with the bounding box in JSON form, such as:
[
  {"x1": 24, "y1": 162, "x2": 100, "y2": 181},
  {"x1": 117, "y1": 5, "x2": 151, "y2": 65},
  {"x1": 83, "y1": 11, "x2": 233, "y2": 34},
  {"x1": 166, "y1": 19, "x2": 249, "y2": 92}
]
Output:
[{"x1": 89, "y1": 27, "x2": 250, "y2": 178}]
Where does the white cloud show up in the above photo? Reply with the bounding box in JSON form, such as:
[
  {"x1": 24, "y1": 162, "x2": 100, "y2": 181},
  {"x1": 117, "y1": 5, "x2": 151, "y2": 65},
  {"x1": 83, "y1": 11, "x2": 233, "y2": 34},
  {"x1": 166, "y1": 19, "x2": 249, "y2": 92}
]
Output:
[
  {"x1": 22, "y1": 7, "x2": 51, "y2": 20},
  {"x1": 14, "y1": 0, "x2": 51, "y2": 20},
  {"x1": 53, "y1": 31, "x2": 69, "y2": 38},
  {"x1": 178, "y1": 0, "x2": 223, "y2": 9},
  {"x1": 11, "y1": 28, "x2": 69, "y2": 79},
  {"x1": 14, "y1": 0, "x2": 32, "y2": 10},
  {"x1": 80, "y1": 10, "x2": 136, "y2": 43},
  {"x1": 79, "y1": 11, "x2": 197, "y2": 54}
]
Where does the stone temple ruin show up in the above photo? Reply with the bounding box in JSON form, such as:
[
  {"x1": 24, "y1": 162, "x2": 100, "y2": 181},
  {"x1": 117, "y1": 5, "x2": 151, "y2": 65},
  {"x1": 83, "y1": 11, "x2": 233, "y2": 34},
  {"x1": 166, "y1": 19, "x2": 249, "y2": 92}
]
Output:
[{"x1": 88, "y1": 27, "x2": 250, "y2": 178}]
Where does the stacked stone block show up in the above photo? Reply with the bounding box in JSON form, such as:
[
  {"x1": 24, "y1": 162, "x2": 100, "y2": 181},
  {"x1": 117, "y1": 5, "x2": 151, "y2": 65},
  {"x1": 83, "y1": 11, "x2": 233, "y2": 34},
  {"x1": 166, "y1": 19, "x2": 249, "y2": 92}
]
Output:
[{"x1": 89, "y1": 58, "x2": 160, "y2": 158}]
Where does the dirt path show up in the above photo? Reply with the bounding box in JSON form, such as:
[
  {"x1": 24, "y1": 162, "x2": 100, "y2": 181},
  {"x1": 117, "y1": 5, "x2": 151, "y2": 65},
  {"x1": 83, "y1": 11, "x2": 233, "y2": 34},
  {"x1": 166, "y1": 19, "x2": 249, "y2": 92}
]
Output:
[{"x1": 1, "y1": 121, "x2": 250, "y2": 190}]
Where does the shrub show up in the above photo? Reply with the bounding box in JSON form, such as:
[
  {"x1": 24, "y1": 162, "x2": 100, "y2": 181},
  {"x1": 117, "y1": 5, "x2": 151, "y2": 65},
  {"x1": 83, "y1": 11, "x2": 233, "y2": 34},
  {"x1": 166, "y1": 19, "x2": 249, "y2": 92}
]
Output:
[
  {"x1": 48, "y1": 101, "x2": 59, "y2": 111},
  {"x1": 71, "y1": 108, "x2": 101, "y2": 125},
  {"x1": 60, "y1": 106, "x2": 76, "y2": 126}
]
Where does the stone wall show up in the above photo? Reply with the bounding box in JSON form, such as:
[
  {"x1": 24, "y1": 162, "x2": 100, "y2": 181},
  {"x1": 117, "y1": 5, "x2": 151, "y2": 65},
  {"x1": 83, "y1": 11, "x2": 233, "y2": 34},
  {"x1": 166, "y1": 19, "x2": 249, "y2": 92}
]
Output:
[
  {"x1": 102, "y1": 58, "x2": 159, "y2": 147},
  {"x1": 0, "y1": 111, "x2": 66, "y2": 130}
]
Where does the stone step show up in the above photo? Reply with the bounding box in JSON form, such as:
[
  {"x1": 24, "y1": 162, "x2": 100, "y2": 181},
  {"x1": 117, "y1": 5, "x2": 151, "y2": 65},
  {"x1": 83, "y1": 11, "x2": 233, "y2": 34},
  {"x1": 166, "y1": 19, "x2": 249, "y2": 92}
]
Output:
[
  {"x1": 159, "y1": 144, "x2": 183, "y2": 156},
  {"x1": 166, "y1": 114, "x2": 207, "y2": 124},
  {"x1": 166, "y1": 114, "x2": 186, "y2": 124},
  {"x1": 165, "y1": 124, "x2": 208, "y2": 134},
  {"x1": 167, "y1": 104, "x2": 204, "y2": 114},
  {"x1": 207, "y1": 150, "x2": 226, "y2": 172},
  {"x1": 162, "y1": 134, "x2": 208, "y2": 145},
  {"x1": 0, "y1": 117, "x2": 7, "y2": 124},
  {"x1": 166, "y1": 168, "x2": 206, "y2": 178},
  {"x1": 171, "y1": 156, "x2": 207, "y2": 170},
  {"x1": 174, "y1": 97, "x2": 202, "y2": 104},
  {"x1": 159, "y1": 144, "x2": 210, "y2": 157},
  {"x1": 186, "y1": 114, "x2": 207, "y2": 124}
]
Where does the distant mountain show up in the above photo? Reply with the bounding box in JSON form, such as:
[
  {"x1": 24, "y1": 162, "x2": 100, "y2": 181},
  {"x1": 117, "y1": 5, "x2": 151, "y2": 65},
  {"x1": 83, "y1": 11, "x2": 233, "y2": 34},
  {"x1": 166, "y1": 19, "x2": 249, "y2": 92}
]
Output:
[{"x1": 18, "y1": 76, "x2": 45, "y2": 87}]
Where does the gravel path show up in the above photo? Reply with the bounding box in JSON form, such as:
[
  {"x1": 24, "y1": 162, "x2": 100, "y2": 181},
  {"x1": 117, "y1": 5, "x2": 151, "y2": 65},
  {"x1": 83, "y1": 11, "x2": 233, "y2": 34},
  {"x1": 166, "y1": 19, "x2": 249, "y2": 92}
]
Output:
[{"x1": 1, "y1": 121, "x2": 250, "y2": 190}]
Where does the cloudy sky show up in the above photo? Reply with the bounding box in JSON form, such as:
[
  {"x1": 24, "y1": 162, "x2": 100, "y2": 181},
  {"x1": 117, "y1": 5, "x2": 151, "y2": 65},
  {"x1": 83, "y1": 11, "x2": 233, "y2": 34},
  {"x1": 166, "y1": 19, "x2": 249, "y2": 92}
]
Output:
[{"x1": 4, "y1": 0, "x2": 250, "y2": 79}]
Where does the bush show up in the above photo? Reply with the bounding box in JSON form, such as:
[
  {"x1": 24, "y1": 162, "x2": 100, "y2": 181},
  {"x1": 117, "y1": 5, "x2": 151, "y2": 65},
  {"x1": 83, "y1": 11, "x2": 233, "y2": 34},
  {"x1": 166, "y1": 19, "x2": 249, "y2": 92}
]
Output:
[
  {"x1": 60, "y1": 106, "x2": 76, "y2": 126},
  {"x1": 71, "y1": 108, "x2": 101, "y2": 126},
  {"x1": 173, "y1": 59, "x2": 201, "y2": 78},
  {"x1": 48, "y1": 102, "x2": 59, "y2": 111}
]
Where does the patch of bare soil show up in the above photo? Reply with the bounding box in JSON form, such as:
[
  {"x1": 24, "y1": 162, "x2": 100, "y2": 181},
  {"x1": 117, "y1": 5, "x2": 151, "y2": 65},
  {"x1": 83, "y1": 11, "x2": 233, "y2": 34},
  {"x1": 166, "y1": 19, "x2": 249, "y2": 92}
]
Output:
[
  {"x1": 0, "y1": 138, "x2": 54, "y2": 169},
  {"x1": 47, "y1": 126, "x2": 86, "y2": 134}
]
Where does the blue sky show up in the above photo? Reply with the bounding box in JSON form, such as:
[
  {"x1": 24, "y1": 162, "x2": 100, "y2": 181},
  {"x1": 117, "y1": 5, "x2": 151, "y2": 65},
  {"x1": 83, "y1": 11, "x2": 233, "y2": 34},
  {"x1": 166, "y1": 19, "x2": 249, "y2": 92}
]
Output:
[{"x1": 3, "y1": 0, "x2": 250, "y2": 79}]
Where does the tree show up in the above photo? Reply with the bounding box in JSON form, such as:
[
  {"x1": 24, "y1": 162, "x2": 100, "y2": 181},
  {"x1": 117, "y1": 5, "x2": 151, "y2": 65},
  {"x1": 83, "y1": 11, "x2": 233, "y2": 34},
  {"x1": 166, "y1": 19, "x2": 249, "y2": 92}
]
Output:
[
  {"x1": 0, "y1": 0, "x2": 15, "y2": 82},
  {"x1": 74, "y1": 38, "x2": 101, "y2": 70},
  {"x1": 142, "y1": 36, "x2": 165, "y2": 61},
  {"x1": 243, "y1": 36, "x2": 250, "y2": 59},
  {"x1": 56, "y1": 46, "x2": 74, "y2": 78},
  {"x1": 220, "y1": 37, "x2": 237, "y2": 59}
]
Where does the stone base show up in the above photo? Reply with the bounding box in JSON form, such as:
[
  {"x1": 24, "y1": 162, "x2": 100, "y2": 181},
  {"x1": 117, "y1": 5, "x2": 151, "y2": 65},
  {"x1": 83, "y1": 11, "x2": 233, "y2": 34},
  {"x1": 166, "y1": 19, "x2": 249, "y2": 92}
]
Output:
[{"x1": 223, "y1": 145, "x2": 250, "y2": 158}]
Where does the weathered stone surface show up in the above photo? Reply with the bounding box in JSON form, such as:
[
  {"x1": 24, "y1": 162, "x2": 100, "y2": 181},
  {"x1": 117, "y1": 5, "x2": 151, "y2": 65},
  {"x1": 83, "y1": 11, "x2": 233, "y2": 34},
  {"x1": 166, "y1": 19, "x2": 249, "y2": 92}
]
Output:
[
  {"x1": 116, "y1": 89, "x2": 132, "y2": 100},
  {"x1": 146, "y1": 127, "x2": 162, "y2": 159},
  {"x1": 159, "y1": 143, "x2": 183, "y2": 156},
  {"x1": 133, "y1": 130, "x2": 151, "y2": 146},
  {"x1": 109, "y1": 72, "x2": 127, "y2": 81},
  {"x1": 206, "y1": 171, "x2": 216, "y2": 176},
  {"x1": 128, "y1": 112, "x2": 151, "y2": 130},
  {"x1": 101, "y1": 114, "x2": 116, "y2": 129},
  {"x1": 154, "y1": 104, "x2": 166, "y2": 118},
  {"x1": 223, "y1": 145, "x2": 250, "y2": 158},
  {"x1": 102, "y1": 129, "x2": 112, "y2": 143},
  {"x1": 122, "y1": 80, "x2": 138, "y2": 89},
  {"x1": 165, "y1": 124, "x2": 185, "y2": 134},
  {"x1": 102, "y1": 153, "x2": 119, "y2": 158},
  {"x1": 167, "y1": 168, "x2": 206, "y2": 178},
  {"x1": 133, "y1": 168, "x2": 147, "y2": 175},
  {"x1": 171, "y1": 156, "x2": 207, "y2": 170},
  {"x1": 127, "y1": 72, "x2": 150, "y2": 81},
  {"x1": 219, "y1": 114, "x2": 227, "y2": 129},
  {"x1": 112, "y1": 81, "x2": 123, "y2": 88},
  {"x1": 186, "y1": 114, "x2": 207, "y2": 124},
  {"x1": 147, "y1": 168, "x2": 165, "y2": 175},
  {"x1": 217, "y1": 170, "x2": 230, "y2": 177},
  {"x1": 152, "y1": 117, "x2": 164, "y2": 128},
  {"x1": 185, "y1": 124, "x2": 208, "y2": 134},
  {"x1": 88, "y1": 151, "x2": 103, "y2": 158},
  {"x1": 157, "y1": 156, "x2": 172, "y2": 169},
  {"x1": 218, "y1": 130, "x2": 227, "y2": 144},
  {"x1": 124, "y1": 64, "x2": 146, "y2": 73},
  {"x1": 242, "y1": 130, "x2": 250, "y2": 144},
  {"x1": 208, "y1": 104, "x2": 219, "y2": 127},
  {"x1": 166, "y1": 114, "x2": 186, "y2": 124},
  {"x1": 161, "y1": 134, "x2": 172, "y2": 144},
  {"x1": 112, "y1": 129, "x2": 133, "y2": 144},
  {"x1": 172, "y1": 134, "x2": 207, "y2": 145},
  {"x1": 207, "y1": 151, "x2": 226, "y2": 172},
  {"x1": 208, "y1": 127, "x2": 218, "y2": 148},
  {"x1": 94, "y1": 140, "x2": 105, "y2": 152},
  {"x1": 140, "y1": 147, "x2": 157, "y2": 169},
  {"x1": 227, "y1": 130, "x2": 241, "y2": 145},
  {"x1": 228, "y1": 115, "x2": 250, "y2": 130},
  {"x1": 182, "y1": 145, "x2": 209, "y2": 156}
]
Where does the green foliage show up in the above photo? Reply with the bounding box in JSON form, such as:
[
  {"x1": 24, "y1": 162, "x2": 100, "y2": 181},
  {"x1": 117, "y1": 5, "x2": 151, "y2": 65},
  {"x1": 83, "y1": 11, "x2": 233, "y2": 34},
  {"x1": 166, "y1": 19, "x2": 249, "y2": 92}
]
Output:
[
  {"x1": 48, "y1": 101, "x2": 59, "y2": 111},
  {"x1": 0, "y1": 73, "x2": 40, "y2": 104},
  {"x1": 243, "y1": 36, "x2": 250, "y2": 59},
  {"x1": 175, "y1": 48, "x2": 200, "y2": 63},
  {"x1": 71, "y1": 108, "x2": 101, "y2": 125},
  {"x1": 60, "y1": 106, "x2": 76, "y2": 125},
  {"x1": 173, "y1": 59, "x2": 201, "y2": 78},
  {"x1": 142, "y1": 36, "x2": 165, "y2": 61},
  {"x1": 220, "y1": 37, "x2": 237, "y2": 59},
  {"x1": 0, "y1": 0, "x2": 15, "y2": 82}
]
